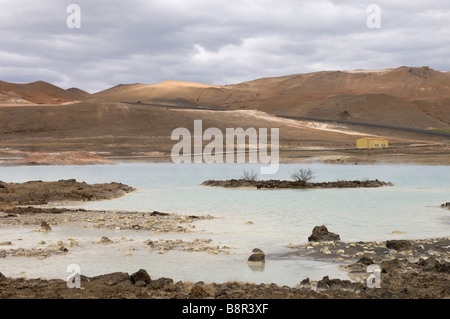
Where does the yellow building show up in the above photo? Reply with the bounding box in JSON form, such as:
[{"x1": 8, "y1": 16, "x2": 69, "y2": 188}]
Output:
[{"x1": 356, "y1": 138, "x2": 388, "y2": 149}]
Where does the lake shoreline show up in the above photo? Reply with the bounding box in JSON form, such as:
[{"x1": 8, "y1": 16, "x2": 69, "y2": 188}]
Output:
[
  {"x1": 0, "y1": 206, "x2": 449, "y2": 299},
  {"x1": 0, "y1": 229, "x2": 448, "y2": 299},
  {"x1": 0, "y1": 177, "x2": 448, "y2": 299}
]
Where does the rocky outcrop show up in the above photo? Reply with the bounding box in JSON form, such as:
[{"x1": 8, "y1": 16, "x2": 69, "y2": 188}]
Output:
[
  {"x1": 316, "y1": 276, "x2": 353, "y2": 290},
  {"x1": 357, "y1": 256, "x2": 375, "y2": 266},
  {"x1": 441, "y1": 202, "x2": 450, "y2": 209},
  {"x1": 89, "y1": 272, "x2": 132, "y2": 287},
  {"x1": 147, "y1": 278, "x2": 173, "y2": 290},
  {"x1": 190, "y1": 281, "x2": 208, "y2": 297},
  {"x1": 386, "y1": 240, "x2": 412, "y2": 251},
  {"x1": 0, "y1": 179, "x2": 135, "y2": 206},
  {"x1": 380, "y1": 259, "x2": 404, "y2": 273},
  {"x1": 247, "y1": 248, "x2": 265, "y2": 263},
  {"x1": 418, "y1": 257, "x2": 450, "y2": 273},
  {"x1": 308, "y1": 225, "x2": 340, "y2": 242},
  {"x1": 131, "y1": 269, "x2": 151, "y2": 285}
]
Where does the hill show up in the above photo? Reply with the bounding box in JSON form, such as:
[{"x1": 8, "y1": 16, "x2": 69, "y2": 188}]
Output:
[
  {"x1": 93, "y1": 66, "x2": 450, "y2": 129},
  {"x1": 0, "y1": 67, "x2": 449, "y2": 165},
  {"x1": 0, "y1": 80, "x2": 87, "y2": 105}
]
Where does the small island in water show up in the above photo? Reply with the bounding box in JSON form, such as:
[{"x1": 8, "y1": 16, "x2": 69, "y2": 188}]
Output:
[
  {"x1": 201, "y1": 169, "x2": 393, "y2": 189},
  {"x1": 201, "y1": 179, "x2": 393, "y2": 189}
]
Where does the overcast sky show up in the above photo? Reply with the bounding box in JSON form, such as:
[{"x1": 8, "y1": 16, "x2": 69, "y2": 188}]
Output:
[{"x1": 1, "y1": 0, "x2": 449, "y2": 93}]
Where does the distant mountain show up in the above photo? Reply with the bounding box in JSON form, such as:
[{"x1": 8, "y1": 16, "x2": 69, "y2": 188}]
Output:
[
  {"x1": 1, "y1": 68, "x2": 449, "y2": 164},
  {"x1": 0, "y1": 80, "x2": 87, "y2": 105},
  {"x1": 2, "y1": 66, "x2": 449, "y2": 129}
]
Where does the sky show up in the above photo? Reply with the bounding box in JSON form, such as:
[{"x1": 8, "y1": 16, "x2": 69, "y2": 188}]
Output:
[{"x1": 1, "y1": 0, "x2": 450, "y2": 93}]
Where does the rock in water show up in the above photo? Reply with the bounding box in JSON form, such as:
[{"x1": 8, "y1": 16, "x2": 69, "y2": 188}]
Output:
[
  {"x1": 0, "y1": 272, "x2": 6, "y2": 282},
  {"x1": 308, "y1": 225, "x2": 340, "y2": 242},
  {"x1": 130, "y1": 269, "x2": 151, "y2": 284},
  {"x1": 386, "y1": 240, "x2": 412, "y2": 251},
  {"x1": 441, "y1": 202, "x2": 450, "y2": 209},
  {"x1": 41, "y1": 221, "x2": 52, "y2": 231},
  {"x1": 357, "y1": 256, "x2": 375, "y2": 266},
  {"x1": 34, "y1": 221, "x2": 52, "y2": 232},
  {"x1": 248, "y1": 248, "x2": 265, "y2": 263},
  {"x1": 99, "y1": 237, "x2": 113, "y2": 244},
  {"x1": 300, "y1": 278, "x2": 310, "y2": 286}
]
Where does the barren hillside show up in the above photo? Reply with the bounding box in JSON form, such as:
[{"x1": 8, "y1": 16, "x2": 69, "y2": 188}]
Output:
[
  {"x1": 0, "y1": 80, "x2": 88, "y2": 105},
  {"x1": 93, "y1": 66, "x2": 450, "y2": 129},
  {"x1": 1, "y1": 67, "x2": 449, "y2": 165}
]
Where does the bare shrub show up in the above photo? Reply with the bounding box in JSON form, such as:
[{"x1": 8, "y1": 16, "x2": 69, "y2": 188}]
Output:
[
  {"x1": 242, "y1": 169, "x2": 259, "y2": 181},
  {"x1": 291, "y1": 168, "x2": 314, "y2": 183}
]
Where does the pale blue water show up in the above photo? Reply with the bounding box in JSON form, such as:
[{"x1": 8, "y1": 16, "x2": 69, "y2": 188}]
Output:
[{"x1": 0, "y1": 163, "x2": 449, "y2": 286}]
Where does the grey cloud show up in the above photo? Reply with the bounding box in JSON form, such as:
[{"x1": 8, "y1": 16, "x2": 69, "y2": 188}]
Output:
[{"x1": 0, "y1": 0, "x2": 449, "y2": 92}]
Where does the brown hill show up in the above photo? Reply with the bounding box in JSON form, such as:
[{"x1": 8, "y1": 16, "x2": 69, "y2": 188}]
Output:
[
  {"x1": 0, "y1": 80, "x2": 84, "y2": 105},
  {"x1": 0, "y1": 99, "x2": 448, "y2": 165},
  {"x1": 66, "y1": 87, "x2": 91, "y2": 100},
  {"x1": 93, "y1": 66, "x2": 450, "y2": 129},
  {"x1": 0, "y1": 67, "x2": 449, "y2": 165}
]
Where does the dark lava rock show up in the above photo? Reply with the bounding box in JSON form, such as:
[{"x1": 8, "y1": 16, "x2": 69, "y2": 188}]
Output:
[
  {"x1": 58, "y1": 247, "x2": 68, "y2": 253},
  {"x1": 418, "y1": 257, "x2": 450, "y2": 273},
  {"x1": 317, "y1": 277, "x2": 331, "y2": 290},
  {"x1": 441, "y1": 202, "x2": 450, "y2": 209},
  {"x1": 300, "y1": 278, "x2": 310, "y2": 286},
  {"x1": 248, "y1": 248, "x2": 265, "y2": 263},
  {"x1": 147, "y1": 277, "x2": 174, "y2": 290},
  {"x1": 40, "y1": 221, "x2": 52, "y2": 232},
  {"x1": 357, "y1": 256, "x2": 375, "y2": 266},
  {"x1": 190, "y1": 281, "x2": 208, "y2": 297},
  {"x1": 386, "y1": 240, "x2": 412, "y2": 251},
  {"x1": 0, "y1": 272, "x2": 6, "y2": 282},
  {"x1": 308, "y1": 225, "x2": 340, "y2": 242},
  {"x1": 419, "y1": 257, "x2": 438, "y2": 272},
  {"x1": 89, "y1": 272, "x2": 131, "y2": 286},
  {"x1": 381, "y1": 259, "x2": 403, "y2": 273},
  {"x1": 317, "y1": 276, "x2": 353, "y2": 290},
  {"x1": 150, "y1": 211, "x2": 169, "y2": 217},
  {"x1": 131, "y1": 269, "x2": 151, "y2": 284}
]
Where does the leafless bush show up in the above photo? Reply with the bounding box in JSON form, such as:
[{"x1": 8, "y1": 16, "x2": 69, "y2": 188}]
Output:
[
  {"x1": 242, "y1": 169, "x2": 259, "y2": 181},
  {"x1": 291, "y1": 168, "x2": 314, "y2": 183}
]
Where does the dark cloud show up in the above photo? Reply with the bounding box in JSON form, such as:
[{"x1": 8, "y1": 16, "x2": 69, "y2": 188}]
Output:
[{"x1": 1, "y1": 0, "x2": 449, "y2": 92}]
